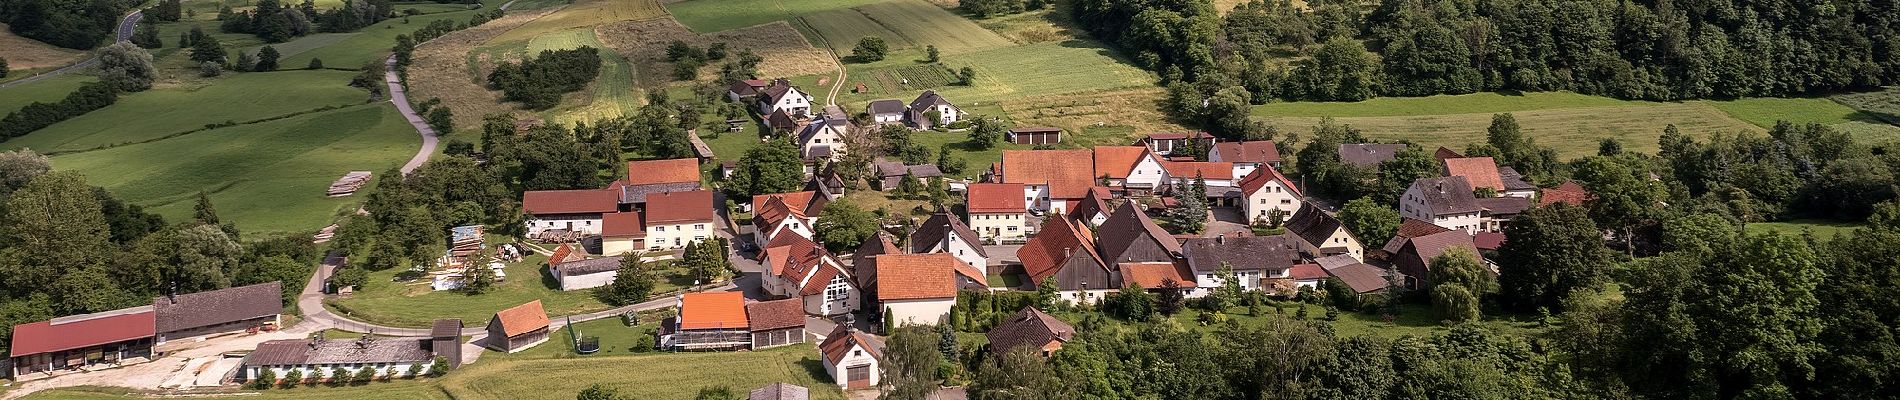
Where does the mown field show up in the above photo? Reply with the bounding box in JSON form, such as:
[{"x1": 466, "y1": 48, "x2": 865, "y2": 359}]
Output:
[
  {"x1": 664, "y1": 0, "x2": 891, "y2": 32},
  {"x1": 0, "y1": 23, "x2": 87, "y2": 74},
  {"x1": 4, "y1": 70, "x2": 370, "y2": 153},
  {"x1": 0, "y1": 73, "x2": 93, "y2": 116},
  {"x1": 1744, "y1": 219, "x2": 1867, "y2": 239},
  {"x1": 278, "y1": 7, "x2": 489, "y2": 69},
  {"x1": 801, "y1": 0, "x2": 1011, "y2": 55},
  {"x1": 487, "y1": 0, "x2": 666, "y2": 44},
  {"x1": 48, "y1": 105, "x2": 418, "y2": 235}
]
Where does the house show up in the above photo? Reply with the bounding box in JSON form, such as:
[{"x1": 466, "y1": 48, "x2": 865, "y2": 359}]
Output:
[
  {"x1": 851, "y1": 233, "x2": 901, "y2": 295},
  {"x1": 1284, "y1": 203, "x2": 1364, "y2": 261},
  {"x1": 1539, "y1": 181, "x2": 1590, "y2": 207},
  {"x1": 1008, "y1": 127, "x2": 1062, "y2": 145},
  {"x1": 747, "y1": 298, "x2": 807, "y2": 350},
  {"x1": 818, "y1": 325, "x2": 883, "y2": 389},
  {"x1": 750, "y1": 383, "x2": 810, "y2": 400},
  {"x1": 8, "y1": 306, "x2": 155, "y2": 379},
  {"x1": 1475, "y1": 196, "x2": 1533, "y2": 232},
  {"x1": 1209, "y1": 140, "x2": 1281, "y2": 178},
  {"x1": 522, "y1": 189, "x2": 618, "y2": 239},
  {"x1": 1287, "y1": 263, "x2": 1330, "y2": 290},
  {"x1": 985, "y1": 307, "x2": 1074, "y2": 358},
  {"x1": 1498, "y1": 166, "x2": 1538, "y2": 198},
  {"x1": 243, "y1": 337, "x2": 441, "y2": 383},
  {"x1": 1237, "y1": 165, "x2": 1305, "y2": 223},
  {"x1": 1313, "y1": 254, "x2": 1394, "y2": 296},
  {"x1": 727, "y1": 79, "x2": 767, "y2": 102},
  {"x1": 1067, "y1": 187, "x2": 1114, "y2": 227},
  {"x1": 752, "y1": 191, "x2": 825, "y2": 245},
  {"x1": 1116, "y1": 261, "x2": 1196, "y2": 291},
  {"x1": 600, "y1": 212, "x2": 645, "y2": 255},
  {"x1": 1161, "y1": 161, "x2": 1238, "y2": 201},
  {"x1": 615, "y1": 158, "x2": 704, "y2": 211},
  {"x1": 153, "y1": 282, "x2": 283, "y2": 347},
  {"x1": 797, "y1": 106, "x2": 852, "y2": 162},
  {"x1": 1137, "y1": 132, "x2": 1214, "y2": 157},
  {"x1": 1094, "y1": 202, "x2": 1180, "y2": 264},
  {"x1": 1400, "y1": 176, "x2": 1485, "y2": 234},
  {"x1": 1442, "y1": 157, "x2": 1506, "y2": 193},
  {"x1": 999, "y1": 149, "x2": 1097, "y2": 214},
  {"x1": 669, "y1": 292, "x2": 751, "y2": 351},
  {"x1": 909, "y1": 211, "x2": 989, "y2": 270},
  {"x1": 867, "y1": 99, "x2": 906, "y2": 124},
  {"x1": 1017, "y1": 215, "x2": 1115, "y2": 304},
  {"x1": 761, "y1": 235, "x2": 858, "y2": 316},
  {"x1": 1180, "y1": 234, "x2": 1306, "y2": 295},
  {"x1": 757, "y1": 78, "x2": 814, "y2": 116},
  {"x1": 643, "y1": 190, "x2": 715, "y2": 251},
  {"x1": 484, "y1": 300, "x2": 550, "y2": 353},
  {"x1": 1391, "y1": 230, "x2": 1480, "y2": 289},
  {"x1": 1093, "y1": 146, "x2": 1167, "y2": 193},
  {"x1": 873, "y1": 253, "x2": 969, "y2": 326},
  {"x1": 766, "y1": 109, "x2": 804, "y2": 133},
  {"x1": 549, "y1": 256, "x2": 624, "y2": 291},
  {"x1": 1337, "y1": 143, "x2": 1406, "y2": 168},
  {"x1": 430, "y1": 319, "x2": 463, "y2": 368},
  {"x1": 906, "y1": 90, "x2": 962, "y2": 129},
  {"x1": 965, "y1": 183, "x2": 1029, "y2": 242},
  {"x1": 1379, "y1": 217, "x2": 1454, "y2": 255},
  {"x1": 872, "y1": 159, "x2": 943, "y2": 191}
]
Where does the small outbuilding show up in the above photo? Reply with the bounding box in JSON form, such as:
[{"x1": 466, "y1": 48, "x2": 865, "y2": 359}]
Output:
[
  {"x1": 985, "y1": 307, "x2": 1074, "y2": 358},
  {"x1": 818, "y1": 325, "x2": 883, "y2": 390},
  {"x1": 484, "y1": 300, "x2": 550, "y2": 353},
  {"x1": 1007, "y1": 127, "x2": 1062, "y2": 145},
  {"x1": 746, "y1": 298, "x2": 807, "y2": 350}
]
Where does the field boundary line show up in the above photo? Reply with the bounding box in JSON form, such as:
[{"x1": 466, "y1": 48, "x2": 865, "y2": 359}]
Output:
[
  {"x1": 792, "y1": 15, "x2": 847, "y2": 106},
  {"x1": 40, "y1": 103, "x2": 372, "y2": 156}
]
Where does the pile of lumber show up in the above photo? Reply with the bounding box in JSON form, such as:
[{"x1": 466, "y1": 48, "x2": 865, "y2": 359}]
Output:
[
  {"x1": 449, "y1": 225, "x2": 484, "y2": 257},
  {"x1": 312, "y1": 224, "x2": 338, "y2": 243},
  {"x1": 327, "y1": 171, "x2": 373, "y2": 197}
]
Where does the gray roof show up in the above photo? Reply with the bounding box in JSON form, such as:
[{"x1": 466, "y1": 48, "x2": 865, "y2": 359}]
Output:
[
  {"x1": 909, "y1": 90, "x2": 954, "y2": 112},
  {"x1": 1180, "y1": 234, "x2": 1304, "y2": 272},
  {"x1": 1337, "y1": 144, "x2": 1405, "y2": 167},
  {"x1": 868, "y1": 99, "x2": 906, "y2": 115},
  {"x1": 750, "y1": 383, "x2": 810, "y2": 400},
  {"x1": 620, "y1": 182, "x2": 703, "y2": 204},
  {"x1": 1497, "y1": 166, "x2": 1536, "y2": 191},
  {"x1": 1477, "y1": 196, "x2": 1533, "y2": 216},
  {"x1": 1284, "y1": 203, "x2": 1348, "y2": 248},
  {"x1": 908, "y1": 212, "x2": 988, "y2": 258},
  {"x1": 154, "y1": 282, "x2": 282, "y2": 333},
  {"x1": 243, "y1": 338, "x2": 435, "y2": 367},
  {"x1": 986, "y1": 307, "x2": 1073, "y2": 356},
  {"x1": 1410, "y1": 176, "x2": 1483, "y2": 215},
  {"x1": 431, "y1": 319, "x2": 462, "y2": 338},
  {"x1": 553, "y1": 256, "x2": 624, "y2": 275},
  {"x1": 1315, "y1": 255, "x2": 1391, "y2": 294},
  {"x1": 1095, "y1": 202, "x2": 1181, "y2": 262}
]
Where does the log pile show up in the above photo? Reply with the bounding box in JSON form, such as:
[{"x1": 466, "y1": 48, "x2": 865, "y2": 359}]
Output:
[{"x1": 327, "y1": 171, "x2": 373, "y2": 197}]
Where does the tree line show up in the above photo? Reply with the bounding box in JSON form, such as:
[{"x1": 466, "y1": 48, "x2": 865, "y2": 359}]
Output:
[
  {"x1": 218, "y1": 0, "x2": 401, "y2": 42},
  {"x1": 0, "y1": 0, "x2": 136, "y2": 49},
  {"x1": 486, "y1": 46, "x2": 602, "y2": 110}
]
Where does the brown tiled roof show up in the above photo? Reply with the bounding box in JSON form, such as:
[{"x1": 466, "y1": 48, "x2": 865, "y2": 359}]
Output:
[
  {"x1": 1434, "y1": 147, "x2": 1464, "y2": 161},
  {"x1": 1017, "y1": 216, "x2": 1103, "y2": 284},
  {"x1": 1337, "y1": 143, "x2": 1405, "y2": 167},
  {"x1": 762, "y1": 78, "x2": 799, "y2": 104},
  {"x1": 1213, "y1": 141, "x2": 1281, "y2": 164},
  {"x1": 754, "y1": 191, "x2": 818, "y2": 232},
  {"x1": 819, "y1": 325, "x2": 882, "y2": 364},
  {"x1": 1117, "y1": 261, "x2": 1194, "y2": 289},
  {"x1": 966, "y1": 183, "x2": 1026, "y2": 213},
  {"x1": 908, "y1": 212, "x2": 988, "y2": 258},
  {"x1": 492, "y1": 300, "x2": 549, "y2": 338},
  {"x1": 626, "y1": 158, "x2": 702, "y2": 186},
  {"x1": 1092, "y1": 146, "x2": 1149, "y2": 179},
  {"x1": 243, "y1": 337, "x2": 434, "y2": 367},
  {"x1": 154, "y1": 282, "x2": 282, "y2": 333},
  {"x1": 1162, "y1": 161, "x2": 1234, "y2": 180},
  {"x1": 431, "y1": 319, "x2": 463, "y2": 338},
  {"x1": 1181, "y1": 234, "x2": 1303, "y2": 273},
  {"x1": 1405, "y1": 231, "x2": 1479, "y2": 268},
  {"x1": 10, "y1": 306, "x2": 154, "y2": 357},
  {"x1": 1288, "y1": 263, "x2": 1329, "y2": 280},
  {"x1": 680, "y1": 292, "x2": 749, "y2": 330},
  {"x1": 873, "y1": 253, "x2": 961, "y2": 301},
  {"x1": 1002, "y1": 149, "x2": 1097, "y2": 199},
  {"x1": 745, "y1": 298, "x2": 805, "y2": 332},
  {"x1": 601, "y1": 211, "x2": 645, "y2": 237},
  {"x1": 1069, "y1": 187, "x2": 1113, "y2": 223},
  {"x1": 646, "y1": 190, "x2": 715, "y2": 223},
  {"x1": 750, "y1": 383, "x2": 810, "y2": 400},
  {"x1": 1539, "y1": 181, "x2": 1590, "y2": 206},
  {"x1": 1096, "y1": 202, "x2": 1181, "y2": 262},
  {"x1": 851, "y1": 233, "x2": 900, "y2": 289},
  {"x1": 1396, "y1": 217, "x2": 1453, "y2": 238},
  {"x1": 1284, "y1": 203, "x2": 1348, "y2": 248},
  {"x1": 1442, "y1": 157, "x2": 1505, "y2": 191},
  {"x1": 523, "y1": 189, "x2": 619, "y2": 215},
  {"x1": 767, "y1": 109, "x2": 798, "y2": 130},
  {"x1": 1474, "y1": 232, "x2": 1506, "y2": 250},
  {"x1": 1410, "y1": 176, "x2": 1483, "y2": 215},
  {"x1": 1238, "y1": 166, "x2": 1303, "y2": 197},
  {"x1": 985, "y1": 307, "x2": 1073, "y2": 356}
]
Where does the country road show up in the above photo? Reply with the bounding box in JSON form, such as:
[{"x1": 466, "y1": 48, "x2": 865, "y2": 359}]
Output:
[
  {"x1": 383, "y1": 55, "x2": 440, "y2": 175},
  {"x1": 0, "y1": 10, "x2": 142, "y2": 90}
]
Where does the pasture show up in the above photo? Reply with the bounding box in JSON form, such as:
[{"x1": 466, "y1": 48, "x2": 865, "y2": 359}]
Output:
[
  {"x1": 48, "y1": 105, "x2": 419, "y2": 236},
  {"x1": 277, "y1": 8, "x2": 490, "y2": 69},
  {"x1": 0, "y1": 73, "x2": 94, "y2": 116},
  {"x1": 406, "y1": 9, "x2": 553, "y2": 128},
  {"x1": 1744, "y1": 219, "x2": 1865, "y2": 239},
  {"x1": 0, "y1": 24, "x2": 86, "y2": 73},
  {"x1": 486, "y1": 0, "x2": 667, "y2": 44},
  {"x1": 3, "y1": 70, "x2": 371, "y2": 153},
  {"x1": 800, "y1": 0, "x2": 1011, "y2": 55},
  {"x1": 831, "y1": 39, "x2": 1154, "y2": 106},
  {"x1": 663, "y1": 0, "x2": 891, "y2": 33}
]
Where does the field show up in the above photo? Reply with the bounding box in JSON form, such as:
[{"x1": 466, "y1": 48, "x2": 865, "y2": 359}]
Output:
[
  {"x1": 276, "y1": 8, "x2": 490, "y2": 69},
  {"x1": 47, "y1": 104, "x2": 419, "y2": 235},
  {"x1": 0, "y1": 73, "x2": 94, "y2": 116},
  {"x1": 1829, "y1": 87, "x2": 1900, "y2": 147},
  {"x1": 486, "y1": 0, "x2": 667, "y2": 44},
  {"x1": 3, "y1": 70, "x2": 371, "y2": 153},
  {"x1": 663, "y1": 0, "x2": 892, "y2": 32},
  {"x1": 1744, "y1": 219, "x2": 1866, "y2": 239},
  {"x1": 326, "y1": 252, "x2": 695, "y2": 328},
  {"x1": 406, "y1": 9, "x2": 554, "y2": 129},
  {"x1": 0, "y1": 24, "x2": 87, "y2": 73},
  {"x1": 801, "y1": 0, "x2": 1011, "y2": 55}
]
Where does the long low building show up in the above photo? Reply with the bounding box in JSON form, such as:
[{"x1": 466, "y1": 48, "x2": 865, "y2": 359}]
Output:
[
  {"x1": 8, "y1": 306, "x2": 156, "y2": 379},
  {"x1": 242, "y1": 337, "x2": 444, "y2": 382}
]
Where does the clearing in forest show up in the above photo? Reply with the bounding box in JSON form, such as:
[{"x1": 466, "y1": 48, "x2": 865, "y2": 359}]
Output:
[{"x1": 1256, "y1": 95, "x2": 1759, "y2": 159}]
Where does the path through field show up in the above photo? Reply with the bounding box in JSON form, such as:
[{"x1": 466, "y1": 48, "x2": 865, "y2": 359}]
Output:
[
  {"x1": 797, "y1": 15, "x2": 848, "y2": 106},
  {"x1": 0, "y1": 10, "x2": 141, "y2": 90}
]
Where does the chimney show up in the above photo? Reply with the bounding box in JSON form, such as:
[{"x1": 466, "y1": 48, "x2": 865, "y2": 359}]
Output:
[
  {"x1": 1215, "y1": 235, "x2": 1225, "y2": 245},
  {"x1": 1436, "y1": 181, "x2": 1445, "y2": 194}
]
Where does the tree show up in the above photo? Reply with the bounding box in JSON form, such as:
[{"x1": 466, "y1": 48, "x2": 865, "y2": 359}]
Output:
[
  {"x1": 577, "y1": 384, "x2": 621, "y2": 400},
  {"x1": 131, "y1": 20, "x2": 162, "y2": 48},
  {"x1": 352, "y1": 366, "x2": 374, "y2": 384},
  {"x1": 881, "y1": 326, "x2": 941, "y2": 400},
  {"x1": 99, "y1": 43, "x2": 157, "y2": 92},
  {"x1": 935, "y1": 146, "x2": 966, "y2": 175},
  {"x1": 307, "y1": 58, "x2": 323, "y2": 69},
  {"x1": 1109, "y1": 284, "x2": 1155, "y2": 321},
  {"x1": 279, "y1": 369, "x2": 302, "y2": 388},
  {"x1": 726, "y1": 138, "x2": 804, "y2": 197},
  {"x1": 599, "y1": 253, "x2": 655, "y2": 305},
  {"x1": 1287, "y1": 37, "x2": 1378, "y2": 101},
  {"x1": 966, "y1": 116, "x2": 1002, "y2": 150},
  {"x1": 234, "y1": 51, "x2": 257, "y2": 72},
  {"x1": 937, "y1": 323, "x2": 959, "y2": 361},
  {"x1": 256, "y1": 45, "x2": 281, "y2": 71},
  {"x1": 460, "y1": 253, "x2": 497, "y2": 294},
  {"x1": 851, "y1": 36, "x2": 887, "y2": 62},
  {"x1": 971, "y1": 348, "x2": 1067, "y2": 399},
  {"x1": 1034, "y1": 276, "x2": 1059, "y2": 309},
  {"x1": 1156, "y1": 278, "x2": 1185, "y2": 315},
  {"x1": 329, "y1": 366, "x2": 350, "y2": 385},
  {"x1": 1495, "y1": 204, "x2": 1610, "y2": 312},
  {"x1": 1337, "y1": 197, "x2": 1398, "y2": 241},
  {"x1": 200, "y1": 62, "x2": 222, "y2": 77},
  {"x1": 1164, "y1": 176, "x2": 1209, "y2": 232},
  {"x1": 427, "y1": 355, "x2": 449, "y2": 377},
  {"x1": 190, "y1": 33, "x2": 227, "y2": 63},
  {"x1": 426, "y1": 106, "x2": 454, "y2": 134},
  {"x1": 694, "y1": 386, "x2": 737, "y2": 400},
  {"x1": 957, "y1": 66, "x2": 976, "y2": 85},
  {"x1": 0, "y1": 57, "x2": 8, "y2": 78},
  {"x1": 0, "y1": 148, "x2": 52, "y2": 195},
  {"x1": 816, "y1": 202, "x2": 878, "y2": 253},
  {"x1": 1374, "y1": 143, "x2": 1436, "y2": 204},
  {"x1": 4, "y1": 171, "x2": 113, "y2": 291},
  {"x1": 1204, "y1": 86, "x2": 1254, "y2": 139},
  {"x1": 925, "y1": 45, "x2": 939, "y2": 62},
  {"x1": 250, "y1": 368, "x2": 276, "y2": 389},
  {"x1": 404, "y1": 361, "x2": 423, "y2": 379},
  {"x1": 1427, "y1": 249, "x2": 1489, "y2": 322}
]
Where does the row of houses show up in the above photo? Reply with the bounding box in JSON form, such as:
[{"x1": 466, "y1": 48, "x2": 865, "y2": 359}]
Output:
[{"x1": 9, "y1": 282, "x2": 285, "y2": 379}]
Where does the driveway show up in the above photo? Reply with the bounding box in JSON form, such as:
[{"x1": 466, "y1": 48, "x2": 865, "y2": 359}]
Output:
[{"x1": 1204, "y1": 207, "x2": 1250, "y2": 237}]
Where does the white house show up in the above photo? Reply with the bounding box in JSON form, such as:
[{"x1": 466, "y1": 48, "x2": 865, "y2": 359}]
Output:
[
  {"x1": 965, "y1": 183, "x2": 1029, "y2": 243},
  {"x1": 757, "y1": 79, "x2": 814, "y2": 116},
  {"x1": 1400, "y1": 176, "x2": 1485, "y2": 234},
  {"x1": 1284, "y1": 203, "x2": 1365, "y2": 261},
  {"x1": 872, "y1": 253, "x2": 966, "y2": 326},
  {"x1": 1093, "y1": 146, "x2": 1168, "y2": 193},
  {"x1": 1209, "y1": 140, "x2": 1283, "y2": 179},
  {"x1": 521, "y1": 189, "x2": 618, "y2": 238},
  {"x1": 907, "y1": 211, "x2": 989, "y2": 270},
  {"x1": 867, "y1": 99, "x2": 906, "y2": 125},
  {"x1": 549, "y1": 256, "x2": 623, "y2": 291},
  {"x1": 1236, "y1": 166, "x2": 1304, "y2": 223},
  {"x1": 906, "y1": 91, "x2": 962, "y2": 129},
  {"x1": 797, "y1": 106, "x2": 852, "y2": 162},
  {"x1": 1180, "y1": 234, "x2": 1306, "y2": 296},
  {"x1": 998, "y1": 149, "x2": 1095, "y2": 215},
  {"x1": 641, "y1": 190, "x2": 715, "y2": 251},
  {"x1": 819, "y1": 325, "x2": 882, "y2": 389},
  {"x1": 242, "y1": 338, "x2": 440, "y2": 383},
  {"x1": 752, "y1": 191, "x2": 821, "y2": 245},
  {"x1": 762, "y1": 235, "x2": 858, "y2": 316}
]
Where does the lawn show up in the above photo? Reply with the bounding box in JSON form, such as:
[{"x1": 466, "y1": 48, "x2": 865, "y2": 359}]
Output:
[
  {"x1": 327, "y1": 252, "x2": 695, "y2": 328},
  {"x1": 486, "y1": 0, "x2": 666, "y2": 44},
  {"x1": 0, "y1": 73, "x2": 94, "y2": 117},
  {"x1": 1147, "y1": 302, "x2": 1541, "y2": 340},
  {"x1": 278, "y1": 8, "x2": 489, "y2": 69},
  {"x1": 664, "y1": 0, "x2": 892, "y2": 33},
  {"x1": 439, "y1": 347, "x2": 846, "y2": 400},
  {"x1": 1701, "y1": 97, "x2": 1881, "y2": 128},
  {"x1": 0, "y1": 23, "x2": 87, "y2": 72},
  {"x1": 4, "y1": 70, "x2": 371, "y2": 153},
  {"x1": 484, "y1": 317, "x2": 661, "y2": 360},
  {"x1": 831, "y1": 40, "x2": 1154, "y2": 107},
  {"x1": 47, "y1": 104, "x2": 419, "y2": 236},
  {"x1": 1744, "y1": 219, "x2": 1865, "y2": 239}
]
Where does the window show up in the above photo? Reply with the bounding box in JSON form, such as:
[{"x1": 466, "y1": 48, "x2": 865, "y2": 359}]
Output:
[
  {"x1": 1280, "y1": 199, "x2": 1292, "y2": 204},
  {"x1": 694, "y1": 224, "x2": 704, "y2": 230},
  {"x1": 656, "y1": 226, "x2": 665, "y2": 232},
  {"x1": 1007, "y1": 226, "x2": 1018, "y2": 231}
]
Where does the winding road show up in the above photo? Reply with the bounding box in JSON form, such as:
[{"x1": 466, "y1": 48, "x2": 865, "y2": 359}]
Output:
[
  {"x1": 0, "y1": 10, "x2": 142, "y2": 90},
  {"x1": 383, "y1": 55, "x2": 439, "y2": 175}
]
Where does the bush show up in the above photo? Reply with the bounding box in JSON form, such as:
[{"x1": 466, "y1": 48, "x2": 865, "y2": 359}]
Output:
[
  {"x1": 279, "y1": 369, "x2": 302, "y2": 389},
  {"x1": 851, "y1": 36, "x2": 887, "y2": 62},
  {"x1": 200, "y1": 61, "x2": 223, "y2": 77},
  {"x1": 0, "y1": 81, "x2": 120, "y2": 139},
  {"x1": 308, "y1": 58, "x2": 324, "y2": 69},
  {"x1": 487, "y1": 47, "x2": 602, "y2": 109},
  {"x1": 250, "y1": 368, "x2": 276, "y2": 389}
]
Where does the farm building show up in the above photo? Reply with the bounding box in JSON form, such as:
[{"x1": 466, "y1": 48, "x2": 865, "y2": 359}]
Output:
[
  {"x1": 1007, "y1": 127, "x2": 1062, "y2": 145},
  {"x1": 522, "y1": 189, "x2": 618, "y2": 240},
  {"x1": 1209, "y1": 140, "x2": 1281, "y2": 179},
  {"x1": 757, "y1": 79, "x2": 815, "y2": 117},
  {"x1": 871, "y1": 159, "x2": 942, "y2": 191},
  {"x1": 7, "y1": 306, "x2": 156, "y2": 379},
  {"x1": 1238, "y1": 166, "x2": 1305, "y2": 222},
  {"x1": 1284, "y1": 203, "x2": 1365, "y2": 261},
  {"x1": 1137, "y1": 132, "x2": 1214, "y2": 157},
  {"x1": 818, "y1": 325, "x2": 883, "y2": 390},
  {"x1": 905, "y1": 91, "x2": 963, "y2": 129},
  {"x1": 642, "y1": 190, "x2": 716, "y2": 251},
  {"x1": 242, "y1": 337, "x2": 441, "y2": 383},
  {"x1": 868, "y1": 100, "x2": 906, "y2": 124},
  {"x1": 550, "y1": 256, "x2": 625, "y2": 291},
  {"x1": 430, "y1": 319, "x2": 463, "y2": 368},
  {"x1": 750, "y1": 382, "x2": 809, "y2": 400},
  {"x1": 997, "y1": 149, "x2": 1097, "y2": 214},
  {"x1": 985, "y1": 307, "x2": 1074, "y2": 358},
  {"x1": 669, "y1": 292, "x2": 751, "y2": 351},
  {"x1": 908, "y1": 211, "x2": 990, "y2": 271},
  {"x1": 484, "y1": 300, "x2": 550, "y2": 353},
  {"x1": 746, "y1": 298, "x2": 807, "y2": 350},
  {"x1": 726, "y1": 79, "x2": 767, "y2": 102},
  {"x1": 153, "y1": 281, "x2": 283, "y2": 347},
  {"x1": 600, "y1": 211, "x2": 646, "y2": 256}
]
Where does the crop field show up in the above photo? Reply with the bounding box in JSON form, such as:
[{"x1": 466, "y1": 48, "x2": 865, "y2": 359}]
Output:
[
  {"x1": 596, "y1": 19, "x2": 838, "y2": 83},
  {"x1": 853, "y1": 63, "x2": 958, "y2": 93},
  {"x1": 407, "y1": 9, "x2": 555, "y2": 128},
  {"x1": 997, "y1": 87, "x2": 1185, "y2": 138},
  {"x1": 973, "y1": 9, "x2": 1079, "y2": 45},
  {"x1": 0, "y1": 24, "x2": 86, "y2": 72},
  {"x1": 1703, "y1": 97, "x2": 1882, "y2": 128},
  {"x1": 516, "y1": 27, "x2": 642, "y2": 123},
  {"x1": 901, "y1": 40, "x2": 1154, "y2": 103},
  {"x1": 0, "y1": 73, "x2": 94, "y2": 116},
  {"x1": 486, "y1": 0, "x2": 666, "y2": 44},
  {"x1": 801, "y1": 0, "x2": 1010, "y2": 55},
  {"x1": 279, "y1": 8, "x2": 489, "y2": 69},
  {"x1": 47, "y1": 104, "x2": 418, "y2": 235},
  {"x1": 3, "y1": 70, "x2": 370, "y2": 153},
  {"x1": 803, "y1": 8, "x2": 907, "y2": 51},
  {"x1": 663, "y1": 0, "x2": 891, "y2": 32}
]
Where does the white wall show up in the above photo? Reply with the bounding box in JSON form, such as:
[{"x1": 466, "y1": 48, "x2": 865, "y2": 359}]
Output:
[
  {"x1": 968, "y1": 212, "x2": 1026, "y2": 243},
  {"x1": 803, "y1": 273, "x2": 858, "y2": 316},
  {"x1": 247, "y1": 360, "x2": 435, "y2": 383},
  {"x1": 557, "y1": 270, "x2": 616, "y2": 291},
  {"x1": 1125, "y1": 156, "x2": 1168, "y2": 189},
  {"x1": 526, "y1": 214, "x2": 603, "y2": 236},
  {"x1": 646, "y1": 221, "x2": 712, "y2": 251},
  {"x1": 825, "y1": 344, "x2": 880, "y2": 388},
  {"x1": 883, "y1": 298, "x2": 954, "y2": 326},
  {"x1": 1245, "y1": 182, "x2": 1303, "y2": 221}
]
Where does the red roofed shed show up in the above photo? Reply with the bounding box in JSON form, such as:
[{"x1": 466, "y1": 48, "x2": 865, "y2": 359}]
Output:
[{"x1": 9, "y1": 306, "x2": 156, "y2": 378}]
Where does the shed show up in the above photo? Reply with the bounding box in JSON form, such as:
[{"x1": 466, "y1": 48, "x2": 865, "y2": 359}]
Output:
[{"x1": 484, "y1": 300, "x2": 550, "y2": 353}]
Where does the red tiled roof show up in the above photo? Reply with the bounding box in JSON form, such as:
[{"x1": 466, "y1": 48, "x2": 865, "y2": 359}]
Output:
[
  {"x1": 9, "y1": 307, "x2": 155, "y2": 357},
  {"x1": 1117, "y1": 262, "x2": 1194, "y2": 289},
  {"x1": 548, "y1": 243, "x2": 588, "y2": 264},
  {"x1": 645, "y1": 190, "x2": 715, "y2": 223},
  {"x1": 626, "y1": 158, "x2": 702, "y2": 186},
  {"x1": 873, "y1": 253, "x2": 961, "y2": 301},
  {"x1": 679, "y1": 292, "x2": 748, "y2": 330},
  {"x1": 493, "y1": 300, "x2": 549, "y2": 338},
  {"x1": 819, "y1": 325, "x2": 881, "y2": 364},
  {"x1": 745, "y1": 298, "x2": 804, "y2": 332},
  {"x1": 1017, "y1": 216, "x2": 1103, "y2": 283},
  {"x1": 1238, "y1": 166, "x2": 1302, "y2": 197},
  {"x1": 1162, "y1": 161, "x2": 1234, "y2": 180},
  {"x1": 1540, "y1": 181, "x2": 1591, "y2": 207},
  {"x1": 1092, "y1": 146, "x2": 1149, "y2": 179},
  {"x1": 1288, "y1": 263, "x2": 1329, "y2": 280},
  {"x1": 1213, "y1": 141, "x2": 1281, "y2": 164},
  {"x1": 1143, "y1": 132, "x2": 1213, "y2": 140},
  {"x1": 1002, "y1": 150, "x2": 1097, "y2": 199},
  {"x1": 602, "y1": 211, "x2": 645, "y2": 237},
  {"x1": 522, "y1": 189, "x2": 619, "y2": 215},
  {"x1": 966, "y1": 183, "x2": 1026, "y2": 214},
  {"x1": 1396, "y1": 217, "x2": 1453, "y2": 238},
  {"x1": 1474, "y1": 232, "x2": 1506, "y2": 250},
  {"x1": 1443, "y1": 157, "x2": 1505, "y2": 191}
]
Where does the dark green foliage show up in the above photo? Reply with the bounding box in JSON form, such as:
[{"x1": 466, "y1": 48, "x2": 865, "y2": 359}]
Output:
[
  {"x1": 218, "y1": 0, "x2": 314, "y2": 42},
  {"x1": 425, "y1": 106, "x2": 453, "y2": 134},
  {"x1": 144, "y1": 0, "x2": 182, "y2": 22},
  {"x1": 959, "y1": 0, "x2": 1031, "y2": 17},
  {"x1": 1285, "y1": 37, "x2": 1378, "y2": 101},
  {"x1": 692, "y1": 386, "x2": 736, "y2": 400},
  {"x1": 188, "y1": 32, "x2": 226, "y2": 63},
  {"x1": 255, "y1": 45, "x2": 280, "y2": 71},
  {"x1": 249, "y1": 368, "x2": 276, "y2": 389},
  {"x1": 815, "y1": 202, "x2": 877, "y2": 253},
  {"x1": 1494, "y1": 204, "x2": 1611, "y2": 312},
  {"x1": 0, "y1": 80, "x2": 120, "y2": 139},
  {"x1": 1106, "y1": 284, "x2": 1154, "y2": 321},
  {"x1": 306, "y1": 57, "x2": 323, "y2": 69},
  {"x1": 234, "y1": 51, "x2": 256, "y2": 72},
  {"x1": 1163, "y1": 175, "x2": 1208, "y2": 232},
  {"x1": 0, "y1": 57, "x2": 8, "y2": 78},
  {"x1": 1336, "y1": 197, "x2": 1397, "y2": 242},
  {"x1": 965, "y1": 116, "x2": 1003, "y2": 150},
  {"x1": 595, "y1": 254, "x2": 654, "y2": 306},
  {"x1": 850, "y1": 36, "x2": 887, "y2": 62},
  {"x1": 487, "y1": 47, "x2": 602, "y2": 109},
  {"x1": 883, "y1": 326, "x2": 942, "y2": 400},
  {"x1": 0, "y1": 0, "x2": 128, "y2": 49},
  {"x1": 130, "y1": 20, "x2": 161, "y2": 48},
  {"x1": 97, "y1": 42, "x2": 155, "y2": 92},
  {"x1": 725, "y1": 137, "x2": 803, "y2": 198}
]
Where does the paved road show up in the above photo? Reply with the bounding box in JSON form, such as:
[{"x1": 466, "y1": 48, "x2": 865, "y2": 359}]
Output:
[
  {"x1": 0, "y1": 10, "x2": 142, "y2": 90},
  {"x1": 383, "y1": 55, "x2": 440, "y2": 176}
]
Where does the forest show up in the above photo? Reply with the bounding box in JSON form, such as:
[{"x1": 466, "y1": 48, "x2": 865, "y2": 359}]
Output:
[{"x1": 0, "y1": 0, "x2": 137, "y2": 48}]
